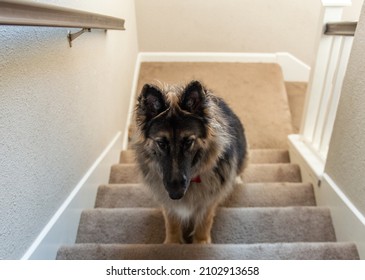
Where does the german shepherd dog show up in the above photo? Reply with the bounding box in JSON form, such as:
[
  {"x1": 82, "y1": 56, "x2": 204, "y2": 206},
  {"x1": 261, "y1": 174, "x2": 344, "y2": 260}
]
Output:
[{"x1": 134, "y1": 80, "x2": 247, "y2": 244}]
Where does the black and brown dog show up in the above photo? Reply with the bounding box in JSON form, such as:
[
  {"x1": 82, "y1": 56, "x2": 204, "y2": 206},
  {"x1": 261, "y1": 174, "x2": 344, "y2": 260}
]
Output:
[{"x1": 134, "y1": 80, "x2": 247, "y2": 244}]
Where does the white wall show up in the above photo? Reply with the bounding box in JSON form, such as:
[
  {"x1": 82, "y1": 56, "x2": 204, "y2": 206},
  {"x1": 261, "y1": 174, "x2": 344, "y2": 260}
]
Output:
[
  {"x1": 325, "y1": 2, "x2": 365, "y2": 217},
  {"x1": 135, "y1": 0, "x2": 323, "y2": 65},
  {"x1": 343, "y1": 0, "x2": 364, "y2": 20},
  {"x1": 0, "y1": 0, "x2": 138, "y2": 259}
]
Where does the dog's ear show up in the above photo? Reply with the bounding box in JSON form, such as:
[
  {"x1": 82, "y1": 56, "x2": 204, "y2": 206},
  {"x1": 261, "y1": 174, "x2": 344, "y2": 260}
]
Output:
[
  {"x1": 138, "y1": 84, "x2": 167, "y2": 120},
  {"x1": 180, "y1": 80, "x2": 206, "y2": 113}
]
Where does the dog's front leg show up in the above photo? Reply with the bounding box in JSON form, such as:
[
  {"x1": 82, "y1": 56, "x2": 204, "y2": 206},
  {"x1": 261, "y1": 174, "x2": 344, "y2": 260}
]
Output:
[
  {"x1": 162, "y1": 209, "x2": 183, "y2": 244},
  {"x1": 193, "y1": 203, "x2": 217, "y2": 244}
]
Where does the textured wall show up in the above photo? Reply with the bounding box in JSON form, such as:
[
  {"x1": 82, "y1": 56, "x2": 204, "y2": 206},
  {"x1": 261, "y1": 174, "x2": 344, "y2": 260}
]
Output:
[
  {"x1": 134, "y1": 0, "x2": 322, "y2": 65},
  {"x1": 0, "y1": 0, "x2": 138, "y2": 259},
  {"x1": 325, "y1": 3, "x2": 365, "y2": 216}
]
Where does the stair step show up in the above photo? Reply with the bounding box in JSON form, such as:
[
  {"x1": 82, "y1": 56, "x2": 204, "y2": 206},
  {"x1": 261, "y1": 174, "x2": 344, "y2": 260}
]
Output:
[
  {"x1": 120, "y1": 149, "x2": 290, "y2": 164},
  {"x1": 109, "y1": 163, "x2": 301, "y2": 184},
  {"x1": 56, "y1": 242, "x2": 359, "y2": 260},
  {"x1": 249, "y1": 149, "x2": 290, "y2": 163},
  {"x1": 119, "y1": 149, "x2": 135, "y2": 164},
  {"x1": 95, "y1": 182, "x2": 315, "y2": 208},
  {"x1": 241, "y1": 163, "x2": 301, "y2": 183},
  {"x1": 109, "y1": 164, "x2": 139, "y2": 184},
  {"x1": 223, "y1": 182, "x2": 313, "y2": 207},
  {"x1": 76, "y1": 207, "x2": 335, "y2": 244},
  {"x1": 96, "y1": 184, "x2": 157, "y2": 208}
]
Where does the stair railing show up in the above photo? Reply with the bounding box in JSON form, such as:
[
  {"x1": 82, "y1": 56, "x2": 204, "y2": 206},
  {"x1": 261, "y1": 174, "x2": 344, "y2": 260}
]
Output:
[
  {"x1": 0, "y1": 0, "x2": 125, "y2": 46},
  {"x1": 297, "y1": 0, "x2": 356, "y2": 173}
]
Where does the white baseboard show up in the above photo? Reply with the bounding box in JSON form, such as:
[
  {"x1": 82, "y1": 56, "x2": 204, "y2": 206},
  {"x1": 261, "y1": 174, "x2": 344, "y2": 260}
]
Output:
[
  {"x1": 21, "y1": 132, "x2": 123, "y2": 260},
  {"x1": 288, "y1": 134, "x2": 365, "y2": 259},
  {"x1": 275, "y1": 52, "x2": 311, "y2": 82},
  {"x1": 138, "y1": 51, "x2": 310, "y2": 82},
  {"x1": 288, "y1": 134, "x2": 324, "y2": 182},
  {"x1": 123, "y1": 55, "x2": 142, "y2": 150}
]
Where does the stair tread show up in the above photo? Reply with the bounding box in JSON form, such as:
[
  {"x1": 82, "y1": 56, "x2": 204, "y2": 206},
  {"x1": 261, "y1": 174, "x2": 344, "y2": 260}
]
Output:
[
  {"x1": 56, "y1": 242, "x2": 359, "y2": 260},
  {"x1": 120, "y1": 149, "x2": 290, "y2": 164},
  {"x1": 109, "y1": 163, "x2": 302, "y2": 184},
  {"x1": 95, "y1": 182, "x2": 315, "y2": 208},
  {"x1": 241, "y1": 163, "x2": 301, "y2": 183},
  {"x1": 76, "y1": 207, "x2": 336, "y2": 244},
  {"x1": 249, "y1": 149, "x2": 290, "y2": 163}
]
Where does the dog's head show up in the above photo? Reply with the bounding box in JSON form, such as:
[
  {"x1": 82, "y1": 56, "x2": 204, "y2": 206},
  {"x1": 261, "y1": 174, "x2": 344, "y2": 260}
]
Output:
[{"x1": 135, "y1": 81, "x2": 209, "y2": 200}]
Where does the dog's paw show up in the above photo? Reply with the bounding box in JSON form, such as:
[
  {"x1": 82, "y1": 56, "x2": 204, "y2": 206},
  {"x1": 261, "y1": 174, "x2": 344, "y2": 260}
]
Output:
[
  {"x1": 193, "y1": 236, "x2": 211, "y2": 244},
  {"x1": 163, "y1": 236, "x2": 184, "y2": 244}
]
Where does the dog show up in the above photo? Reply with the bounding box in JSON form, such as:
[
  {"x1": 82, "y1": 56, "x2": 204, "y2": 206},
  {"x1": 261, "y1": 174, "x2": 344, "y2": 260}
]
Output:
[{"x1": 133, "y1": 80, "x2": 247, "y2": 244}]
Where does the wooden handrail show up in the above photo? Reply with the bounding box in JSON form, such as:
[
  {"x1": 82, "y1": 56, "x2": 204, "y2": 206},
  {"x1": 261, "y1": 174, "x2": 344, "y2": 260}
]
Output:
[
  {"x1": 0, "y1": 0, "x2": 125, "y2": 46},
  {"x1": 0, "y1": 0, "x2": 125, "y2": 30}
]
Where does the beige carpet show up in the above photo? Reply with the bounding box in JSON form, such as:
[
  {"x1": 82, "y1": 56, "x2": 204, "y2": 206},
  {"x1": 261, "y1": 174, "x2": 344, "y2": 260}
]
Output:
[
  {"x1": 57, "y1": 148, "x2": 359, "y2": 259},
  {"x1": 56, "y1": 62, "x2": 359, "y2": 260},
  {"x1": 136, "y1": 62, "x2": 293, "y2": 149}
]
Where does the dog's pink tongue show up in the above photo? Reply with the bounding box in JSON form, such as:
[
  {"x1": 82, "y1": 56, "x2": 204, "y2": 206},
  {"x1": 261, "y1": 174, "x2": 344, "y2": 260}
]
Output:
[{"x1": 191, "y1": 176, "x2": 201, "y2": 183}]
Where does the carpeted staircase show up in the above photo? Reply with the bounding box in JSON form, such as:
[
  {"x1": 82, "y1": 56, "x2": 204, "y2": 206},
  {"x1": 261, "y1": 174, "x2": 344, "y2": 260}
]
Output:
[{"x1": 56, "y1": 62, "x2": 359, "y2": 260}]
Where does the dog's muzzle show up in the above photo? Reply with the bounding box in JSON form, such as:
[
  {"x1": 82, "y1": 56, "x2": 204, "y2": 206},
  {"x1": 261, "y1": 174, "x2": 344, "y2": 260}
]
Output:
[{"x1": 165, "y1": 175, "x2": 188, "y2": 200}]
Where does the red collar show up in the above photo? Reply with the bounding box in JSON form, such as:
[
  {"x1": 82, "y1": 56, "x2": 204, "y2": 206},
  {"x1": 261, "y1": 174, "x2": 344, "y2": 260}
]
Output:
[{"x1": 191, "y1": 176, "x2": 201, "y2": 183}]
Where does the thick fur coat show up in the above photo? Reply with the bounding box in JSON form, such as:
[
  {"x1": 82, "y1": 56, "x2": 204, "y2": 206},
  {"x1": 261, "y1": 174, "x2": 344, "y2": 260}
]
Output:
[{"x1": 134, "y1": 80, "x2": 247, "y2": 243}]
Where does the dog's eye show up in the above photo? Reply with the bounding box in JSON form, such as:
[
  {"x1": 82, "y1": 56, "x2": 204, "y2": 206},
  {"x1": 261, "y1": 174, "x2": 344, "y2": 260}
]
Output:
[
  {"x1": 184, "y1": 138, "x2": 195, "y2": 149},
  {"x1": 156, "y1": 140, "x2": 168, "y2": 150}
]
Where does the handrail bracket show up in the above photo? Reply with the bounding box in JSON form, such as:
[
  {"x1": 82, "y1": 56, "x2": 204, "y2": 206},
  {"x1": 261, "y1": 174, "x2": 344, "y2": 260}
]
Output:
[{"x1": 67, "y1": 28, "x2": 91, "y2": 47}]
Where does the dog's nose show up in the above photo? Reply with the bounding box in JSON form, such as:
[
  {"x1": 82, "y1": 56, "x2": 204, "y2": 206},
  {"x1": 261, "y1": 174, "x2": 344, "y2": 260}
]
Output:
[
  {"x1": 166, "y1": 175, "x2": 188, "y2": 200},
  {"x1": 168, "y1": 190, "x2": 185, "y2": 200}
]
